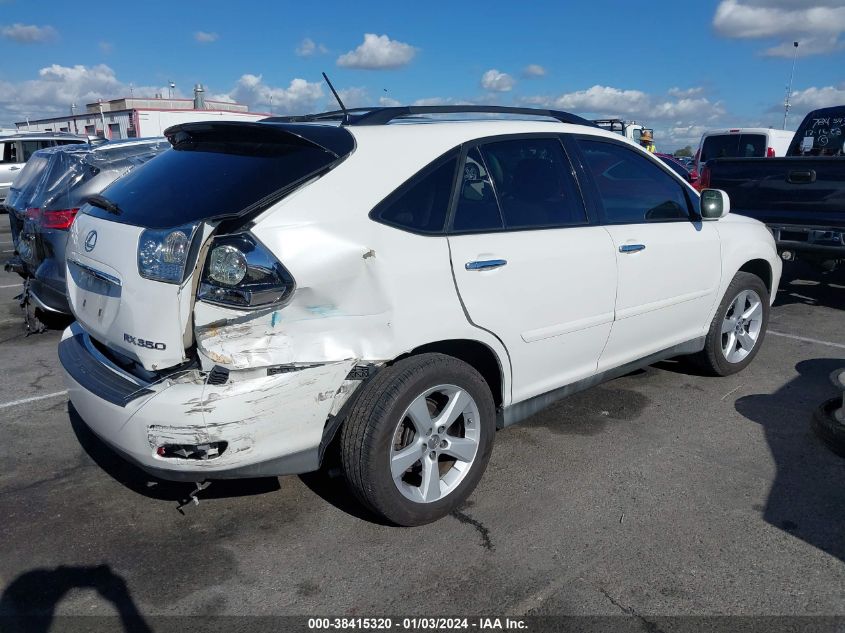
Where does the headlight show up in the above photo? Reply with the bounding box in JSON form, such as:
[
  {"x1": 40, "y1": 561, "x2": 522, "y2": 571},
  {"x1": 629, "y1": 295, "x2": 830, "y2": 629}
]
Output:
[
  {"x1": 137, "y1": 223, "x2": 198, "y2": 283},
  {"x1": 198, "y1": 233, "x2": 295, "y2": 309}
]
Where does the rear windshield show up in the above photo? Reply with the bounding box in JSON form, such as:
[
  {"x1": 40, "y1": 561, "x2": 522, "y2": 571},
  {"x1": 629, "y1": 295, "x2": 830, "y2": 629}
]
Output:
[
  {"x1": 40, "y1": 142, "x2": 169, "y2": 211},
  {"x1": 789, "y1": 107, "x2": 845, "y2": 156},
  {"x1": 701, "y1": 134, "x2": 766, "y2": 162},
  {"x1": 85, "y1": 131, "x2": 345, "y2": 229}
]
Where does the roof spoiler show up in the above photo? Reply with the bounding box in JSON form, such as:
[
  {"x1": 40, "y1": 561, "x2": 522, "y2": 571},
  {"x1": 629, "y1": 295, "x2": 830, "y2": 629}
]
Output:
[{"x1": 163, "y1": 120, "x2": 355, "y2": 158}]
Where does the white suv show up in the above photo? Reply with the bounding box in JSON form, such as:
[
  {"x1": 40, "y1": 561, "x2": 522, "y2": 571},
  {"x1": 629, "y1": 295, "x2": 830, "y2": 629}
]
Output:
[{"x1": 59, "y1": 106, "x2": 781, "y2": 525}]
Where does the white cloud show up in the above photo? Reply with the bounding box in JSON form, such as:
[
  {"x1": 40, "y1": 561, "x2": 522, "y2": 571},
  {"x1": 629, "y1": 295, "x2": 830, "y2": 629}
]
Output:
[
  {"x1": 0, "y1": 23, "x2": 57, "y2": 43},
  {"x1": 549, "y1": 85, "x2": 651, "y2": 115},
  {"x1": 296, "y1": 37, "x2": 328, "y2": 57},
  {"x1": 194, "y1": 31, "x2": 219, "y2": 43},
  {"x1": 668, "y1": 86, "x2": 704, "y2": 98},
  {"x1": 521, "y1": 85, "x2": 728, "y2": 151},
  {"x1": 481, "y1": 69, "x2": 516, "y2": 92},
  {"x1": 0, "y1": 63, "x2": 167, "y2": 126},
  {"x1": 652, "y1": 97, "x2": 726, "y2": 120},
  {"x1": 713, "y1": 0, "x2": 845, "y2": 56},
  {"x1": 788, "y1": 83, "x2": 845, "y2": 109},
  {"x1": 336, "y1": 33, "x2": 417, "y2": 69},
  {"x1": 379, "y1": 96, "x2": 402, "y2": 106},
  {"x1": 226, "y1": 74, "x2": 323, "y2": 114},
  {"x1": 522, "y1": 64, "x2": 546, "y2": 78},
  {"x1": 99, "y1": 41, "x2": 113, "y2": 55},
  {"x1": 335, "y1": 86, "x2": 370, "y2": 109},
  {"x1": 412, "y1": 97, "x2": 461, "y2": 106},
  {"x1": 763, "y1": 35, "x2": 845, "y2": 56}
]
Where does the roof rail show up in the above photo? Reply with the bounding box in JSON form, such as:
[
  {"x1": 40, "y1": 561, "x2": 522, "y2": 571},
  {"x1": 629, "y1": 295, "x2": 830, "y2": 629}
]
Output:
[
  {"x1": 346, "y1": 106, "x2": 596, "y2": 127},
  {"x1": 265, "y1": 106, "x2": 597, "y2": 127}
]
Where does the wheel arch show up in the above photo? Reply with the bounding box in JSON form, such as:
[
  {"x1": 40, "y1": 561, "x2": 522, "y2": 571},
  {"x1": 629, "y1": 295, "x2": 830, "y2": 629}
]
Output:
[
  {"x1": 396, "y1": 339, "x2": 506, "y2": 408},
  {"x1": 737, "y1": 258, "x2": 773, "y2": 295}
]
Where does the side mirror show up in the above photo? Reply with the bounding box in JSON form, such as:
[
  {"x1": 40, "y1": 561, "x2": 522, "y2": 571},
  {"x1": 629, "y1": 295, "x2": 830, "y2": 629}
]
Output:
[{"x1": 700, "y1": 189, "x2": 730, "y2": 220}]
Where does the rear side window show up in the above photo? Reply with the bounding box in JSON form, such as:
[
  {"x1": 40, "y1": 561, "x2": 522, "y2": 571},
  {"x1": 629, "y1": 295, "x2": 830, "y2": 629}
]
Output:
[
  {"x1": 577, "y1": 139, "x2": 690, "y2": 224},
  {"x1": 371, "y1": 152, "x2": 458, "y2": 234},
  {"x1": 452, "y1": 137, "x2": 587, "y2": 232}
]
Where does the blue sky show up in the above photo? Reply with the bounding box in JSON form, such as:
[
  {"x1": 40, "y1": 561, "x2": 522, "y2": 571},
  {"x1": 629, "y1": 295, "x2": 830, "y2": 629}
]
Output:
[{"x1": 1, "y1": 0, "x2": 843, "y2": 149}]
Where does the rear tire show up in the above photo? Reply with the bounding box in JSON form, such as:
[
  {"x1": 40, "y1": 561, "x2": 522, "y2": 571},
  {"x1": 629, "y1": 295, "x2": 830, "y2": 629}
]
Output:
[
  {"x1": 340, "y1": 353, "x2": 496, "y2": 526},
  {"x1": 693, "y1": 272, "x2": 769, "y2": 376}
]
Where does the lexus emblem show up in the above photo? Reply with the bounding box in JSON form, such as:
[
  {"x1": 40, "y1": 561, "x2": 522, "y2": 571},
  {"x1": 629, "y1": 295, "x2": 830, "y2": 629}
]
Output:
[{"x1": 84, "y1": 230, "x2": 98, "y2": 252}]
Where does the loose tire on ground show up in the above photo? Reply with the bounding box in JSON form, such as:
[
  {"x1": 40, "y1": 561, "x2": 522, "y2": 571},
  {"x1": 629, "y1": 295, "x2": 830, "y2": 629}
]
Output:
[
  {"x1": 812, "y1": 399, "x2": 845, "y2": 458},
  {"x1": 340, "y1": 353, "x2": 496, "y2": 526},
  {"x1": 693, "y1": 271, "x2": 770, "y2": 376}
]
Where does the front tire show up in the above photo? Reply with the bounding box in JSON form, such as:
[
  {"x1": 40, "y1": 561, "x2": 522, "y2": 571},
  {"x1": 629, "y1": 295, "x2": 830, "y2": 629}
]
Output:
[
  {"x1": 694, "y1": 271, "x2": 770, "y2": 376},
  {"x1": 340, "y1": 353, "x2": 496, "y2": 526}
]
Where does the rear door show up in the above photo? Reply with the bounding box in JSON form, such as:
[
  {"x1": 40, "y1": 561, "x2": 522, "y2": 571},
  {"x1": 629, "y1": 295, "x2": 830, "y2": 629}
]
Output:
[
  {"x1": 572, "y1": 137, "x2": 721, "y2": 371},
  {"x1": 448, "y1": 136, "x2": 617, "y2": 403}
]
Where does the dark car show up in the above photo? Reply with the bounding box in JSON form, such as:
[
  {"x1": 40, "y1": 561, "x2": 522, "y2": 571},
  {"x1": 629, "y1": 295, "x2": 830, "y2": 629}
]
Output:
[
  {"x1": 4, "y1": 138, "x2": 169, "y2": 329},
  {"x1": 655, "y1": 152, "x2": 697, "y2": 186}
]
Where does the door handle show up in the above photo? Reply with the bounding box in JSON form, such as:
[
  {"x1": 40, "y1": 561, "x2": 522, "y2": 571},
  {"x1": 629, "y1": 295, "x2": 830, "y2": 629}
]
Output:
[
  {"x1": 787, "y1": 169, "x2": 816, "y2": 184},
  {"x1": 619, "y1": 244, "x2": 646, "y2": 253},
  {"x1": 9, "y1": 166, "x2": 20, "y2": 171},
  {"x1": 465, "y1": 259, "x2": 507, "y2": 271}
]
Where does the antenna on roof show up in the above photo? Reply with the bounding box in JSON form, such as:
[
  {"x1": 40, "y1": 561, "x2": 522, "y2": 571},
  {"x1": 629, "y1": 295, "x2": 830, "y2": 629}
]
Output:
[{"x1": 321, "y1": 72, "x2": 349, "y2": 124}]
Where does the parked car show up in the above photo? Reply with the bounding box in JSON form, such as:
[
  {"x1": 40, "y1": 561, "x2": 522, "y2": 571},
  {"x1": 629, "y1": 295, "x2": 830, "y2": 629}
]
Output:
[
  {"x1": 4, "y1": 138, "x2": 169, "y2": 327},
  {"x1": 655, "y1": 152, "x2": 697, "y2": 185},
  {"x1": 692, "y1": 128, "x2": 794, "y2": 188},
  {"x1": 0, "y1": 132, "x2": 88, "y2": 203},
  {"x1": 59, "y1": 106, "x2": 780, "y2": 525},
  {"x1": 700, "y1": 105, "x2": 845, "y2": 271}
]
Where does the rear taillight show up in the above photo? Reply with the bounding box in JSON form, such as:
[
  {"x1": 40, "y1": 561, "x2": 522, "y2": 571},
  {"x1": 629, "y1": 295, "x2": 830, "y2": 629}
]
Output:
[
  {"x1": 25, "y1": 207, "x2": 79, "y2": 230},
  {"x1": 41, "y1": 208, "x2": 79, "y2": 230},
  {"x1": 766, "y1": 147, "x2": 776, "y2": 157}
]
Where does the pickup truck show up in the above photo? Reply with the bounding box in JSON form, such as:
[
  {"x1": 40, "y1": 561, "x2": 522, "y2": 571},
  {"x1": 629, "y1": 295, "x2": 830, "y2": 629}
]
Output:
[{"x1": 700, "y1": 105, "x2": 845, "y2": 271}]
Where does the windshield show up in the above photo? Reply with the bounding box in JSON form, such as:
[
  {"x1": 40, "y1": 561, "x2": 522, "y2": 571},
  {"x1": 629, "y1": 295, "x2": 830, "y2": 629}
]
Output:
[
  {"x1": 701, "y1": 134, "x2": 766, "y2": 162},
  {"x1": 84, "y1": 127, "x2": 350, "y2": 229}
]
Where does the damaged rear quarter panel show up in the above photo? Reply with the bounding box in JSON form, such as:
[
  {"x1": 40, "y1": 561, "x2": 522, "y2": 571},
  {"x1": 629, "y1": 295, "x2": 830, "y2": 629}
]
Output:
[{"x1": 192, "y1": 128, "x2": 512, "y2": 402}]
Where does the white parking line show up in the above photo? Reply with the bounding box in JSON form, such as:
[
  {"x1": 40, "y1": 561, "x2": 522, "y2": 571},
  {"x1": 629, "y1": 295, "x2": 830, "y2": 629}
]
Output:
[
  {"x1": 769, "y1": 330, "x2": 845, "y2": 350},
  {"x1": 0, "y1": 283, "x2": 21, "y2": 289},
  {"x1": 0, "y1": 390, "x2": 68, "y2": 410}
]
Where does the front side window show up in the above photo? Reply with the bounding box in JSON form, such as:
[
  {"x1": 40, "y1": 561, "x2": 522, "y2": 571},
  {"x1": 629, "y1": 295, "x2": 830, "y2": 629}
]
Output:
[
  {"x1": 371, "y1": 152, "x2": 458, "y2": 234},
  {"x1": 577, "y1": 139, "x2": 690, "y2": 224}
]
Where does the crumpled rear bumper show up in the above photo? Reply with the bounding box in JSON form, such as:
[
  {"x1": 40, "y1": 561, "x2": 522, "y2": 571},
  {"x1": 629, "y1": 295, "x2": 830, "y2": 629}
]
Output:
[{"x1": 60, "y1": 323, "x2": 356, "y2": 481}]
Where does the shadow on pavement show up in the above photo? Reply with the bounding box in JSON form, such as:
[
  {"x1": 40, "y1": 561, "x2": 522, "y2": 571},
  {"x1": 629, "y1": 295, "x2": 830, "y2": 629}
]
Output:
[
  {"x1": 0, "y1": 565, "x2": 151, "y2": 633},
  {"x1": 774, "y1": 262, "x2": 845, "y2": 310},
  {"x1": 69, "y1": 403, "x2": 281, "y2": 504},
  {"x1": 735, "y1": 358, "x2": 845, "y2": 563}
]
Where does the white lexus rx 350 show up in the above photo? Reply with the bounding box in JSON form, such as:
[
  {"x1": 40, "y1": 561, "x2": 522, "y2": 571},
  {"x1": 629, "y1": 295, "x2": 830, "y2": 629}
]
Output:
[{"x1": 60, "y1": 107, "x2": 781, "y2": 525}]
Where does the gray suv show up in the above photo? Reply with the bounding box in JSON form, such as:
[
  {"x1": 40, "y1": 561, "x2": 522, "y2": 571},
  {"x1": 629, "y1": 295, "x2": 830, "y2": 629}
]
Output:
[{"x1": 0, "y1": 132, "x2": 87, "y2": 202}]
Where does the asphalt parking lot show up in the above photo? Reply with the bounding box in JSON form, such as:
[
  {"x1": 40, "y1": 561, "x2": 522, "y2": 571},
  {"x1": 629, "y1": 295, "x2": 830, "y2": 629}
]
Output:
[{"x1": 0, "y1": 220, "x2": 843, "y2": 628}]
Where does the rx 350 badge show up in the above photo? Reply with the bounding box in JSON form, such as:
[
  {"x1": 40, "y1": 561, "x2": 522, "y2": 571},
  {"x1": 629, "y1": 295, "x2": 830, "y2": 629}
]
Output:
[{"x1": 124, "y1": 333, "x2": 166, "y2": 350}]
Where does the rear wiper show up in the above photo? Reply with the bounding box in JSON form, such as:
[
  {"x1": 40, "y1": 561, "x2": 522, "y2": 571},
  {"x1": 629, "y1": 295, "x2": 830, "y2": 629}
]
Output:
[{"x1": 84, "y1": 193, "x2": 122, "y2": 215}]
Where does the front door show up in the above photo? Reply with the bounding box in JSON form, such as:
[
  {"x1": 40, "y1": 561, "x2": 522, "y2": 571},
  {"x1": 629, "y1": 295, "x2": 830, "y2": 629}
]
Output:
[
  {"x1": 448, "y1": 136, "x2": 617, "y2": 403},
  {"x1": 572, "y1": 138, "x2": 722, "y2": 371}
]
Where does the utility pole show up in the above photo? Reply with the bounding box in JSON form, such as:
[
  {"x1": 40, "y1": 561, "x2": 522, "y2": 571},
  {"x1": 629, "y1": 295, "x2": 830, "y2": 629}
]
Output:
[{"x1": 783, "y1": 41, "x2": 799, "y2": 130}]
